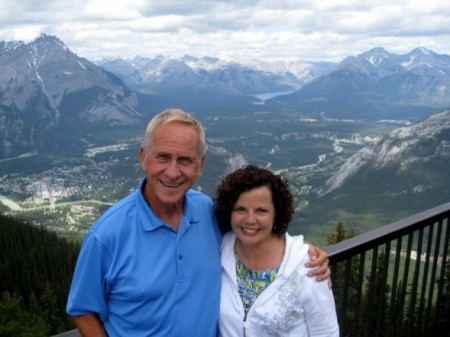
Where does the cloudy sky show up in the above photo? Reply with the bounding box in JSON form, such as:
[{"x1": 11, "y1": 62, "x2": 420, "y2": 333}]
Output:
[{"x1": 1, "y1": 0, "x2": 450, "y2": 63}]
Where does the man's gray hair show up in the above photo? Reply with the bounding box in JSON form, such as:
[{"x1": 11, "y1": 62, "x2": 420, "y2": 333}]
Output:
[{"x1": 142, "y1": 108, "x2": 207, "y2": 157}]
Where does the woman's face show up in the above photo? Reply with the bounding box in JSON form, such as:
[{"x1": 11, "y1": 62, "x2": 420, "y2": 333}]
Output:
[{"x1": 231, "y1": 185, "x2": 276, "y2": 248}]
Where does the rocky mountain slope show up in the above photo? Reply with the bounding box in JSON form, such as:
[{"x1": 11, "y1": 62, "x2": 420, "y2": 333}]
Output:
[
  {"x1": 0, "y1": 34, "x2": 143, "y2": 158},
  {"x1": 319, "y1": 109, "x2": 450, "y2": 196},
  {"x1": 308, "y1": 109, "x2": 450, "y2": 231}
]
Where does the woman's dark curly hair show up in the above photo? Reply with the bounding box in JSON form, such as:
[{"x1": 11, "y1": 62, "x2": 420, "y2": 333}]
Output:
[{"x1": 214, "y1": 165, "x2": 294, "y2": 236}]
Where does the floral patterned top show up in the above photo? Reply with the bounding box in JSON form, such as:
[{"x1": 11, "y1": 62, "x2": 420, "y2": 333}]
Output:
[{"x1": 235, "y1": 256, "x2": 280, "y2": 317}]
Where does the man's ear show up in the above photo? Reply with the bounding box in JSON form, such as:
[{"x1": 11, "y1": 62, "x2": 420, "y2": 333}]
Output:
[
  {"x1": 197, "y1": 155, "x2": 206, "y2": 176},
  {"x1": 139, "y1": 146, "x2": 146, "y2": 169}
]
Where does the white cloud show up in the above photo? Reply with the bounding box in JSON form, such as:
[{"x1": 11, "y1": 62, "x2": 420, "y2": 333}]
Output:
[
  {"x1": 82, "y1": 0, "x2": 142, "y2": 20},
  {"x1": 0, "y1": 0, "x2": 449, "y2": 62}
]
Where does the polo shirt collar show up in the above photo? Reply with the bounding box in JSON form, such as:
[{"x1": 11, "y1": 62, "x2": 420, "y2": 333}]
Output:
[{"x1": 135, "y1": 178, "x2": 201, "y2": 232}]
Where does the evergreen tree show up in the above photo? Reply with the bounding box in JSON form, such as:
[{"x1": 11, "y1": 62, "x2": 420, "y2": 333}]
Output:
[
  {"x1": 0, "y1": 214, "x2": 80, "y2": 335},
  {"x1": 0, "y1": 291, "x2": 49, "y2": 337},
  {"x1": 328, "y1": 221, "x2": 348, "y2": 244}
]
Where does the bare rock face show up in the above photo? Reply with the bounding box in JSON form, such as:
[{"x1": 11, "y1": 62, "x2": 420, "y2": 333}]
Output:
[
  {"x1": 318, "y1": 110, "x2": 450, "y2": 196},
  {"x1": 0, "y1": 34, "x2": 143, "y2": 158}
]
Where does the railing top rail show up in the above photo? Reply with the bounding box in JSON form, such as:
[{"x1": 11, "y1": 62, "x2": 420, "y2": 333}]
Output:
[
  {"x1": 326, "y1": 202, "x2": 450, "y2": 262},
  {"x1": 52, "y1": 329, "x2": 80, "y2": 337}
]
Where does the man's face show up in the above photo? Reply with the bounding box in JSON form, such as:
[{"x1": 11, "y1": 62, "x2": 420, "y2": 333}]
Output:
[{"x1": 139, "y1": 121, "x2": 205, "y2": 212}]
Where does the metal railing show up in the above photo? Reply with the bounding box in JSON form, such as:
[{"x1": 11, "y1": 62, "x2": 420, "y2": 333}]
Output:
[
  {"x1": 327, "y1": 202, "x2": 450, "y2": 337},
  {"x1": 52, "y1": 330, "x2": 80, "y2": 337},
  {"x1": 53, "y1": 203, "x2": 450, "y2": 337}
]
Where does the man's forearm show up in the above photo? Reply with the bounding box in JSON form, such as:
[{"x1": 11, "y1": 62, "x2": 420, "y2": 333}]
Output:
[{"x1": 73, "y1": 314, "x2": 108, "y2": 337}]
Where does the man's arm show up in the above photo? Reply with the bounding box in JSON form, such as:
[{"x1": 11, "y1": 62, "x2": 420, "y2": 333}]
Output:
[
  {"x1": 306, "y1": 244, "x2": 331, "y2": 282},
  {"x1": 72, "y1": 314, "x2": 108, "y2": 337}
]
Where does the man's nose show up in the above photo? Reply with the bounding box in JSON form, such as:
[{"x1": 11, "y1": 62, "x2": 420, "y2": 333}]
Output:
[{"x1": 165, "y1": 160, "x2": 181, "y2": 177}]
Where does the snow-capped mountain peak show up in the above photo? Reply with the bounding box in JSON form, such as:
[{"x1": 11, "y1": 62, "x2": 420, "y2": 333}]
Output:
[{"x1": 364, "y1": 47, "x2": 391, "y2": 67}]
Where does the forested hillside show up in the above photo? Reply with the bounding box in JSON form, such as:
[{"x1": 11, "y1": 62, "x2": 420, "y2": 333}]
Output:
[{"x1": 0, "y1": 214, "x2": 80, "y2": 336}]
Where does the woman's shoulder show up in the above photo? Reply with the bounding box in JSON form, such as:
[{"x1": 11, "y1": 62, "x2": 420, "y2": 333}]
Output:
[
  {"x1": 278, "y1": 233, "x2": 309, "y2": 275},
  {"x1": 284, "y1": 233, "x2": 308, "y2": 261},
  {"x1": 222, "y1": 232, "x2": 236, "y2": 247}
]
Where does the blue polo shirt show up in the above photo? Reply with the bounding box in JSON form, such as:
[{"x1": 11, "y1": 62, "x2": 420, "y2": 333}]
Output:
[{"x1": 66, "y1": 179, "x2": 222, "y2": 336}]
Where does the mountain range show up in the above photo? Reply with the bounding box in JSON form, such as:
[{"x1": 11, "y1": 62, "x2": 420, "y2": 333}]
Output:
[
  {"x1": 98, "y1": 47, "x2": 450, "y2": 122},
  {"x1": 270, "y1": 47, "x2": 450, "y2": 120},
  {"x1": 97, "y1": 55, "x2": 335, "y2": 95},
  {"x1": 0, "y1": 34, "x2": 449, "y2": 239},
  {"x1": 0, "y1": 33, "x2": 449, "y2": 158}
]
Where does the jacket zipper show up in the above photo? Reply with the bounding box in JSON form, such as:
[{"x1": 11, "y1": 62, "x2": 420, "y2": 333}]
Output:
[{"x1": 223, "y1": 266, "x2": 248, "y2": 336}]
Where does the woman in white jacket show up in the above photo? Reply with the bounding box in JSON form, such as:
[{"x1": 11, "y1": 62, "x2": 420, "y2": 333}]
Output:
[{"x1": 214, "y1": 165, "x2": 339, "y2": 337}]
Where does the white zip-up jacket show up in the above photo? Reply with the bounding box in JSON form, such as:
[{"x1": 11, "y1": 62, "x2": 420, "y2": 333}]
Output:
[{"x1": 219, "y1": 232, "x2": 339, "y2": 337}]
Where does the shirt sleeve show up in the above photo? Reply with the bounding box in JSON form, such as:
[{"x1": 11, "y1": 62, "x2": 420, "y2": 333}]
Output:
[
  {"x1": 66, "y1": 232, "x2": 112, "y2": 322},
  {"x1": 302, "y1": 275, "x2": 340, "y2": 337}
]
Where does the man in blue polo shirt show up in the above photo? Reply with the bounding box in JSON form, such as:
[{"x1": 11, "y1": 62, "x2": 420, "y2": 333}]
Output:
[{"x1": 66, "y1": 108, "x2": 329, "y2": 336}]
